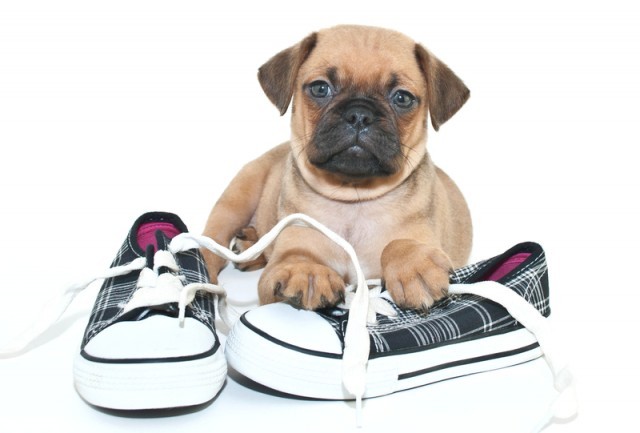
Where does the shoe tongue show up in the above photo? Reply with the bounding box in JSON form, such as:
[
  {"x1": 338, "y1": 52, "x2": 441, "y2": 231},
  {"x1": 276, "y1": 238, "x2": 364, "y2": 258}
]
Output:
[
  {"x1": 144, "y1": 244, "x2": 155, "y2": 269},
  {"x1": 138, "y1": 231, "x2": 171, "y2": 269},
  {"x1": 140, "y1": 232, "x2": 173, "y2": 270},
  {"x1": 154, "y1": 230, "x2": 177, "y2": 275},
  {"x1": 155, "y1": 229, "x2": 171, "y2": 251}
]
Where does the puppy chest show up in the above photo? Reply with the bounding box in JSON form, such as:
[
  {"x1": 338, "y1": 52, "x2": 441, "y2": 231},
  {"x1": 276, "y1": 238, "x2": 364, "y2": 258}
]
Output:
[{"x1": 330, "y1": 212, "x2": 396, "y2": 278}]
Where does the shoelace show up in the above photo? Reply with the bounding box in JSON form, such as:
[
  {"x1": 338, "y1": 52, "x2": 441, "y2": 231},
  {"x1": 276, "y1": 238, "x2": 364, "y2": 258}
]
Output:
[
  {"x1": 0, "y1": 256, "x2": 149, "y2": 357},
  {"x1": 340, "y1": 279, "x2": 397, "y2": 324},
  {"x1": 0, "y1": 250, "x2": 228, "y2": 358},
  {"x1": 0, "y1": 213, "x2": 576, "y2": 432},
  {"x1": 120, "y1": 249, "x2": 227, "y2": 324}
]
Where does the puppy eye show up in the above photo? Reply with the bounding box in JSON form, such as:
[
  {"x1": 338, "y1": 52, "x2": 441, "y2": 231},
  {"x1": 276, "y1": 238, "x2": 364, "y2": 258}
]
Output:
[
  {"x1": 309, "y1": 81, "x2": 332, "y2": 98},
  {"x1": 391, "y1": 90, "x2": 416, "y2": 109}
]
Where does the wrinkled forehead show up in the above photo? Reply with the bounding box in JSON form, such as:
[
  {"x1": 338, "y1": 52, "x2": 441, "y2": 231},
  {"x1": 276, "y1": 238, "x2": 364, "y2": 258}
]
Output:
[{"x1": 299, "y1": 26, "x2": 426, "y2": 94}]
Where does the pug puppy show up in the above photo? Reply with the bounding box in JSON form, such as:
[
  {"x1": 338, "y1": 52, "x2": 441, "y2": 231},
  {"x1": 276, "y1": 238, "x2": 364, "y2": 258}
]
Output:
[{"x1": 203, "y1": 25, "x2": 472, "y2": 310}]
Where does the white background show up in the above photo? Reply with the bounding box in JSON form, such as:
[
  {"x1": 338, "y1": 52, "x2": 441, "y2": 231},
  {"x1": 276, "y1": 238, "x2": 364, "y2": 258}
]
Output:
[{"x1": 1, "y1": 0, "x2": 638, "y2": 432}]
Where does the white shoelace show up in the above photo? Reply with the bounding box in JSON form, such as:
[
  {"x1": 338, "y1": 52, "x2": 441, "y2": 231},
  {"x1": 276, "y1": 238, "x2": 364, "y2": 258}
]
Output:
[
  {"x1": 0, "y1": 213, "x2": 576, "y2": 431},
  {"x1": 120, "y1": 249, "x2": 227, "y2": 324},
  {"x1": 340, "y1": 279, "x2": 397, "y2": 324},
  {"x1": 0, "y1": 250, "x2": 227, "y2": 358},
  {"x1": 0, "y1": 256, "x2": 148, "y2": 357}
]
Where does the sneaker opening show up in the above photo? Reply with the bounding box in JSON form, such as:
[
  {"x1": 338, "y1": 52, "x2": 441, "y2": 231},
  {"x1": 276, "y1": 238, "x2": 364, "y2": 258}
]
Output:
[
  {"x1": 486, "y1": 252, "x2": 531, "y2": 282},
  {"x1": 136, "y1": 222, "x2": 181, "y2": 251}
]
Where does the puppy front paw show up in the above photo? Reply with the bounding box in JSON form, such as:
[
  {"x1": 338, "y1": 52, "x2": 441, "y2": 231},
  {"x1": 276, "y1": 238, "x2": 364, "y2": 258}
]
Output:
[
  {"x1": 381, "y1": 240, "x2": 452, "y2": 309},
  {"x1": 231, "y1": 226, "x2": 267, "y2": 271},
  {"x1": 258, "y1": 262, "x2": 346, "y2": 310}
]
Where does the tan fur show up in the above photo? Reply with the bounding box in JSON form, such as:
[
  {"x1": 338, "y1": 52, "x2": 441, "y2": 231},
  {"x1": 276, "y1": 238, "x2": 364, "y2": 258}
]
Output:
[{"x1": 203, "y1": 25, "x2": 472, "y2": 310}]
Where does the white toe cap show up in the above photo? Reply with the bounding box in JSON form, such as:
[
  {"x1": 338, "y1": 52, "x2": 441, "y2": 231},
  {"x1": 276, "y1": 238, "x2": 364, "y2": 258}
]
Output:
[
  {"x1": 242, "y1": 302, "x2": 343, "y2": 355},
  {"x1": 84, "y1": 315, "x2": 215, "y2": 360}
]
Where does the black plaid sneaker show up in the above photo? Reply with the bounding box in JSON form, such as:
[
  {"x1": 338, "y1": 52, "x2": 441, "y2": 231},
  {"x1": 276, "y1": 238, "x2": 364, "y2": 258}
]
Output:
[
  {"x1": 73, "y1": 212, "x2": 226, "y2": 410},
  {"x1": 225, "y1": 242, "x2": 551, "y2": 400}
]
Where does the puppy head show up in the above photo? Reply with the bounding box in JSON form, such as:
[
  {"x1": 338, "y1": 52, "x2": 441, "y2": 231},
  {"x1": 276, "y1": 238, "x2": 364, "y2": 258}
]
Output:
[{"x1": 259, "y1": 25, "x2": 469, "y2": 201}]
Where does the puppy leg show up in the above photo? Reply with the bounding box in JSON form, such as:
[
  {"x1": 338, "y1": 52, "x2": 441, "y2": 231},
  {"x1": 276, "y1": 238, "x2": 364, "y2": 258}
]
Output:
[
  {"x1": 381, "y1": 239, "x2": 453, "y2": 309},
  {"x1": 258, "y1": 226, "x2": 347, "y2": 309},
  {"x1": 231, "y1": 226, "x2": 267, "y2": 272},
  {"x1": 202, "y1": 176, "x2": 260, "y2": 282},
  {"x1": 202, "y1": 145, "x2": 287, "y2": 282}
]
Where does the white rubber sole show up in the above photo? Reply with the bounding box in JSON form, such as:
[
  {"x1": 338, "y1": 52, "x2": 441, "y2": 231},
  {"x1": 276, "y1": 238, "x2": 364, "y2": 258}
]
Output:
[
  {"x1": 73, "y1": 348, "x2": 227, "y2": 410},
  {"x1": 226, "y1": 321, "x2": 542, "y2": 400}
]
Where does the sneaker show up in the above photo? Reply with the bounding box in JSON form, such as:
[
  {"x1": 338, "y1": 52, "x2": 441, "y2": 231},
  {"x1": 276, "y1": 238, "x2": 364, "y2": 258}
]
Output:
[
  {"x1": 73, "y1": 212, "x2": 227, "y2": 410},
  {"x1": 225, "y1": 242, "x2": 552, "y2": 400}
]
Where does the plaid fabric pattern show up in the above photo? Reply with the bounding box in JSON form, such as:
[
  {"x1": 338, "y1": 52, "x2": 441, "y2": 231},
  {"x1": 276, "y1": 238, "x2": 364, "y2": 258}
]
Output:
[
  {"x1": 319, "y1": 242, "x2": 549, "y2": 357},
  {"x1": 80, "y1": 215, "x2": 216, "y2": 349}
]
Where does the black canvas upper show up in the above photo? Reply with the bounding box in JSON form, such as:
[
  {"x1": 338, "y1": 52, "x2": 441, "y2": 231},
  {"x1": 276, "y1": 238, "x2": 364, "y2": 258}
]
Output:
[
  {"x1": 317, "y1": 242, "x2": 550, "y2": 358},
  {"x1": 80, "y1": 212, "x2": 216, "y2": 352}
]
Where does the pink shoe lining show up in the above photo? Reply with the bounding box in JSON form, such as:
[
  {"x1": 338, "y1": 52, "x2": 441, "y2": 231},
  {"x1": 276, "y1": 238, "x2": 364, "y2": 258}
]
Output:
[
  {"x1": 486, "y1": 253, "x2": 531, "y2": 281},
  {"x1": 136, "y1": 222, "x2": 181, "y2": 251}
]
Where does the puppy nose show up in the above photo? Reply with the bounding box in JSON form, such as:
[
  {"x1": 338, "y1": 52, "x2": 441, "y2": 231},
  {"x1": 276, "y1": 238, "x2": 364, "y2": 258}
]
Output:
[{"x1": 343, "y1": 105, "x2": 374, "y2": 129}]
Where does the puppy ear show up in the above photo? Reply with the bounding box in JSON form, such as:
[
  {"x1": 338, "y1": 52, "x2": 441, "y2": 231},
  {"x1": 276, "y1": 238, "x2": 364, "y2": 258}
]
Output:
[
  {"x1": 414, "y1": 44, "x2": 470, "y2": 131},
  {"x1": 258, "y1": 33, "x2": 318, "y2": 116}
]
